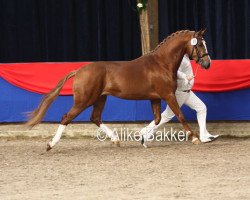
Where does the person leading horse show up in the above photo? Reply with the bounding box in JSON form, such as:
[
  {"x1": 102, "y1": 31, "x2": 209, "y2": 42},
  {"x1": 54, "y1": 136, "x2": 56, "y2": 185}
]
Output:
[{"x1": 26, "y1": 29, "x2": 211, "y2": 151}]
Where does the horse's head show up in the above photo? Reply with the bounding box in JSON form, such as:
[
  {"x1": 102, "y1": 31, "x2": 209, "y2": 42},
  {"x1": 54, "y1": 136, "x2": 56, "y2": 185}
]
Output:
[{"x1": 187, "y1": 29, "x2": 211, "y2": 69}]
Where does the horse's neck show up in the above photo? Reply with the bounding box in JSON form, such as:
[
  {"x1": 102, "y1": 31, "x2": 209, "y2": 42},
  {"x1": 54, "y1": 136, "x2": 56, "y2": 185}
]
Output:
[
  {"x1": 155, "y1": 37, "x2": 189, "y2": 72},
  {"x1": 169, "y1": 45, "x2": 186, "y2": 72}
]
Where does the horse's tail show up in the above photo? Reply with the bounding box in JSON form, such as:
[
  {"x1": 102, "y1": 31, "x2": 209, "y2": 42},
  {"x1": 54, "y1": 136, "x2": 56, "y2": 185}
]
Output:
[{"x1": 26, "y1": 71, "x2": 77, "y2": 128}]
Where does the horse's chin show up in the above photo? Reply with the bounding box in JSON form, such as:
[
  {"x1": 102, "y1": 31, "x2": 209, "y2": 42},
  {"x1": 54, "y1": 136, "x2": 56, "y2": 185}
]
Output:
[{"x1": 202, "y1": 65, "x2": 210, "y2": 70}]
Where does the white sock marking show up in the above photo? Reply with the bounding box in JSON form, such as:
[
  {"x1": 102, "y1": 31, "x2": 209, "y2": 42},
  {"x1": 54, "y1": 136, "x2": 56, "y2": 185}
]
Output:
[
  {"x1": 50, "y1": 125, "x2": 66, "y2": 147},
  {"x1": 100, "y1": 124, "x2": 117, "y2": 140}
]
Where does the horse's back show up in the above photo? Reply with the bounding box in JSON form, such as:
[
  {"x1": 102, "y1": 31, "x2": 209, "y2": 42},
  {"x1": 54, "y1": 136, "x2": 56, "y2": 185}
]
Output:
[{"x1": 103, "y1": 59, "x2": 161, "y2": 99}]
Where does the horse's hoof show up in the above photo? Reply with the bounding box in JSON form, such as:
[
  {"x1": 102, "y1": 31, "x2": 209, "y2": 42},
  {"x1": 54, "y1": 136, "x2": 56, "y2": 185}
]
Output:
[
  {"x1": 142, "y1": 143, "x2": 148, "y2": 148},
  {"x1": 141, "y1": 136, "x2": 144, "y2": 145},
  {"x1": 46, "y1": 143, "x2": 52, "y2": 151},
  {"x1": 112, "y1": 140, "x2": 120, "y2": 147},
  {"x1": 192, "y1": 138, "x2": 201, "y2": 145},
  {"x1": 141, "y1": 136, "x2": 147, "y2": 148}
]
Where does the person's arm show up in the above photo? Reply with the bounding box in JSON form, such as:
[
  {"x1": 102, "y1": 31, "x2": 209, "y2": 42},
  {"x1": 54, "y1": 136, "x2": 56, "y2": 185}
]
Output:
[
  {"x1": 177, "y1": 70, "x2": 187, "y2": 80},
  {"x1": 177, "y1": 61, "x2": 194, "y2": 83}
]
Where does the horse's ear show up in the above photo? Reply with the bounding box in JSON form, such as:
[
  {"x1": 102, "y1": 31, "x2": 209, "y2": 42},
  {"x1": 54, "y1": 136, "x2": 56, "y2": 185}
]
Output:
[
  {"x1": 196, "y1": 29, "x2": 203, "y2": 37},
  {"x1": 201, "y1": 28, "x2": 207, "y2": 36},
  {"x1": 195, "y1": 29, "x2": 206, "y2": 37}
]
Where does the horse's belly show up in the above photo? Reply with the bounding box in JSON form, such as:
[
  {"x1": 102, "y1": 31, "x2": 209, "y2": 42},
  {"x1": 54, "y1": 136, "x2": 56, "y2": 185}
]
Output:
[{"x1": 102, "y1": 90, "x2": 160, "y2": 100}]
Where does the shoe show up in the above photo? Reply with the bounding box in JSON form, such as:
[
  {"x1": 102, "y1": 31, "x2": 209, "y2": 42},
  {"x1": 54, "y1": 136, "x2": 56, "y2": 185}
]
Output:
[
  {"x1": 207, "y1": 134, "x2": 219, "y2": 139},
  {"x1": 200, "y1": 137, "x2": 212, "y2": 143},
  {"x1": 200, "y1": 134, "x2": 219, "y2": 143},
  {"x1": 206, "y1": 133, "x2": 219, "y2": 142}
]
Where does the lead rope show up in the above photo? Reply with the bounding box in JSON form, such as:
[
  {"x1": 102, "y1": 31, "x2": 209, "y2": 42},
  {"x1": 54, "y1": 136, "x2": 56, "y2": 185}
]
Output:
[{"x1": 193, "y1": 65, "x2": 199, "y2": 78}]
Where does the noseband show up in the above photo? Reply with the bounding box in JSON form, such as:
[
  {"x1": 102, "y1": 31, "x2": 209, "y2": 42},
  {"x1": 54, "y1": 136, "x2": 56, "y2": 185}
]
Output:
[{"x1": 189, "y1": 32, "x2": 209, "y2": 63}]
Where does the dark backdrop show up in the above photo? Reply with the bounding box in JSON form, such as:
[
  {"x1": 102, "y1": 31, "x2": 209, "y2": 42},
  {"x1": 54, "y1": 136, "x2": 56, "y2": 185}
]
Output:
[
  {"x1": 0, "y1": 0, "x2": 141, "y2": 62},
  {"x1": 159, "y1": 0, "x2": 250, "y2": 59},
  {"x1": 1, "y1": 0, "x2": 250, "y2": 62}
]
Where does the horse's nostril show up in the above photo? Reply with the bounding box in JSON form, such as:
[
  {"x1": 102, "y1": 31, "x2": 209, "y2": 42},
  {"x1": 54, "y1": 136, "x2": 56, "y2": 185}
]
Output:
[{"x1": 206, "y1": 62, "x2": 210, "y2": 68}]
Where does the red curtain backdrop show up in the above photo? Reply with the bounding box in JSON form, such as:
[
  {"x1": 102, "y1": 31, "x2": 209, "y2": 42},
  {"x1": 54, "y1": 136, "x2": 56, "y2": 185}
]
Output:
[
  {"x1": 191, "y1": 60, "x2": 250, "y2": 92},
  {"x1": 0, "y1": 60, "x2": 250, "y2": 95},
  {"x1": 0, "y1": 62, "x2": 91, "y2": 95}
]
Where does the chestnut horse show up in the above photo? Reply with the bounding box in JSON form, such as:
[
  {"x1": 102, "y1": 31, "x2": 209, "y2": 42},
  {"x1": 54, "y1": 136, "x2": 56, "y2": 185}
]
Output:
[{"x1": 26, "y1": 29, "x2": 211, "y2": 151}]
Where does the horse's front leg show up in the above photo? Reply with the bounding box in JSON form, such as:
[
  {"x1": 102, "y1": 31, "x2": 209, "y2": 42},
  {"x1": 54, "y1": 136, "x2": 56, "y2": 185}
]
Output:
[{"x1": 163, "y1": 92, "x2": 200, "y2": 144}]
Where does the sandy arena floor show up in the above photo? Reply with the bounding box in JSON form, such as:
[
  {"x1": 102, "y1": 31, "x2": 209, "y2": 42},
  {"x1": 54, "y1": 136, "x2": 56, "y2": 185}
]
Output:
[{"x1": 0, "y1": 138, "x2": 250, "y2": 200}]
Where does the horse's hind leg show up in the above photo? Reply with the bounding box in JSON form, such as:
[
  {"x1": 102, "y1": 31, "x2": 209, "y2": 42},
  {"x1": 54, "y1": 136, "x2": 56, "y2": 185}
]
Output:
[
  {"x1": 46, "y1": 102, "x2": 87, "y2": 151},
  {"x1": 90, "y1": 95, "x2": 120, "y2": 146},
  {"x1": 151, "y1": 99, "x2": 161, "y2": 125},
  {"x1": 90, "y1": 95, "x2": 107, "y2": 127}
]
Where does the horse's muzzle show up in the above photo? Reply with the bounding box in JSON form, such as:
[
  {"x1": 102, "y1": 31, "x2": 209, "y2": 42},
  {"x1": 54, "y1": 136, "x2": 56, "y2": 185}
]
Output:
[{"x1": 201, "y1": 60, "x2": 210, "y2": 69}]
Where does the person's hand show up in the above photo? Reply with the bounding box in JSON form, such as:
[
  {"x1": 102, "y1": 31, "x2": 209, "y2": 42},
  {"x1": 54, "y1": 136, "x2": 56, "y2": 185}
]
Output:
[{"x1": 187, "y1": 75, "x2": 194, "y2": 81}]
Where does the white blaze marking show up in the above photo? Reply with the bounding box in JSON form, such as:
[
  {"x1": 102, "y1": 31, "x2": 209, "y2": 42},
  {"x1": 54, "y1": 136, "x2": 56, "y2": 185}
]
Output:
[
  {"x1": 49, "y1": 124, "x2": 66, "y2": 147},
  {"x1": 202, "y1": 40, "x2": 211, "y2": 63}
]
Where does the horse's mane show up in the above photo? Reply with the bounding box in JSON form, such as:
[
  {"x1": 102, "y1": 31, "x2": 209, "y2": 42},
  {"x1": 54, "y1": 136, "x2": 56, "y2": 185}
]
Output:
[{"x1": 148, "y1": 29, "x2": 191, "y2": 55}]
